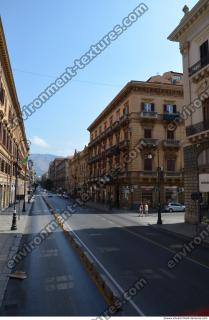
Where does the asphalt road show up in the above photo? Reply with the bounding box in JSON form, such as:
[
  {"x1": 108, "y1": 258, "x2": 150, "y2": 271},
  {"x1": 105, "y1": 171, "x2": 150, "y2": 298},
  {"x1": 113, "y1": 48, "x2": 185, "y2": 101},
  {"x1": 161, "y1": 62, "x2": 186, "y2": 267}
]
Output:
[
  {"x1": 45, "y1": 192, "x2": 209, "y2": 316},
  {"x1": 0, "y1": 193, "x2": 107, "y2": 316}
]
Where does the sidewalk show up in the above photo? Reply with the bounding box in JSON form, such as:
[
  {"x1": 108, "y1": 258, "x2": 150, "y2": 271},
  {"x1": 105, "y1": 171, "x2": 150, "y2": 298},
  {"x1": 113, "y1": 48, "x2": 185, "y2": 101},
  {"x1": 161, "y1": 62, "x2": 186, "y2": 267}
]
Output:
[
  {"x1": 86, "y1": 201, "x2": 209, "y2": 247},
  {"x1": 0, "y1": 198, "x2": 34, "y2": 307},
  {"x1": 149, "y1": 218, "x2": 209, "y2": 247},
  {"x1": 117, "y1": 210, "x2": 209, "y2": 247}
]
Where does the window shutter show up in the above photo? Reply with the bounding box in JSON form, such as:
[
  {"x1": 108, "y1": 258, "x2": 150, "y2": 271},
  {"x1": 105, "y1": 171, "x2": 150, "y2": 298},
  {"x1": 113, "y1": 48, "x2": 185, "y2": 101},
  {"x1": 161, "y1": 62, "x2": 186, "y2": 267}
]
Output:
[
  {"x1": 141, "y1": 102, "x2": 144, "y2": 111},
  {"x1": 151, "y1": 103, "x2": 155, "y2": 112},
  {"x1": 173, "y1": 105, "x2": 177, "y2": 113}
]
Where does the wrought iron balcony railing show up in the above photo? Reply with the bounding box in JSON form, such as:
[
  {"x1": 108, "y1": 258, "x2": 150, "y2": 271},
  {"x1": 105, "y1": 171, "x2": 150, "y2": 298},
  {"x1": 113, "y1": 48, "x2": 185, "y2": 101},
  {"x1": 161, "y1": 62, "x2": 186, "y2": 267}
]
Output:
[
  {"x1": 189, "y1": 55, "x2": 209, "y2": 77},
  {"x1": 163, "y1": 139, "x2": 180, "y2": 147},
  {"x1": 140, "y1": 111, "x2": 158, "y2": 119}
]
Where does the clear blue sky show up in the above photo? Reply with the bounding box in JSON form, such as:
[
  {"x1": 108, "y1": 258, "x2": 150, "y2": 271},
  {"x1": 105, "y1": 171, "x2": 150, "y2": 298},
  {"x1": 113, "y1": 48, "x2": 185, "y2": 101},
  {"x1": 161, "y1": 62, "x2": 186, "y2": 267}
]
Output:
[{"x1": 0, "y1": 0, "x2": 197, "y2": 156}]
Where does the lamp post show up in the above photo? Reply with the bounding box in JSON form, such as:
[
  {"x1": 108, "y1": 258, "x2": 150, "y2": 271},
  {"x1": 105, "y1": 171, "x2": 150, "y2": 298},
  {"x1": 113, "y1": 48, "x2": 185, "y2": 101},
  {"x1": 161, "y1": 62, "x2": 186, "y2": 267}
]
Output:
[
  {"x1": 11, "y1": 143, "x2": 19, "y2": 230},
  {"x1": 156, "y1": 148, "x2": 163, "y2": 225},
  {"x1": 22, "y1": 140, "x2": 31, "y2": 212},
  {"x1": 27, "y1": 159, "x2": 33, "y2": 204},
  {"x1": 147, "y1": 147, "x2": 163, "y2": 225}
]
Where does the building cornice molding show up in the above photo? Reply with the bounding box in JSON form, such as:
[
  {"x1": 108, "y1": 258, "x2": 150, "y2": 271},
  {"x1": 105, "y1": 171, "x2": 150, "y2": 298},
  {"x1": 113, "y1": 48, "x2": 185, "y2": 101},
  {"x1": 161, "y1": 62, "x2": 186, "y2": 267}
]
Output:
[
  {"x1": 168, "y1": 0, "x2": 209, "y2": 42},
  {"x1": 0, "y1": 18, "x2": 27, "y2": 144},
  {"x1": 87, "y1": 81, "x2": 183, "y2": 132}
]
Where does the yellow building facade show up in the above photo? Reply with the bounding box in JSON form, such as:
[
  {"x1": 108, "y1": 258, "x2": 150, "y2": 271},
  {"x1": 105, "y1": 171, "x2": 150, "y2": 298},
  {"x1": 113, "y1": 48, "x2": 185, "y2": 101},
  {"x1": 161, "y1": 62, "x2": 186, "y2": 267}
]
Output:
[
  {"x1": 0, "y1": 19, "x2": 29, "y2": 210},
  {"x1": 87, "y1": 72, "x2": 185, "y2": 209}
]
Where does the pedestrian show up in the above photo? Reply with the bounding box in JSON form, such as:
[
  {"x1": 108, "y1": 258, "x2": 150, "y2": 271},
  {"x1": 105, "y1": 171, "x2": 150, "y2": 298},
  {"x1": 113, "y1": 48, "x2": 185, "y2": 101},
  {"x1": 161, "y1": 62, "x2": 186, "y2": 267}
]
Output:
[
  {"x1": 139, "y1": 203, "x2": 144, "y2": 216},
  {"x1": 144, "y1": 203, "x2": 149, "y2": 216}
]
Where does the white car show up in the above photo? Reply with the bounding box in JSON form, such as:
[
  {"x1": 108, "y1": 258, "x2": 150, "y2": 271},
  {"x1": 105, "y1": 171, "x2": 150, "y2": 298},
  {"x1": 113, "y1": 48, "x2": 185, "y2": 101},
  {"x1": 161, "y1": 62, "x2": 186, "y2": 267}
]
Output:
[{"x1": 164, "y1": 202, "x2": 185, "y2": 213}]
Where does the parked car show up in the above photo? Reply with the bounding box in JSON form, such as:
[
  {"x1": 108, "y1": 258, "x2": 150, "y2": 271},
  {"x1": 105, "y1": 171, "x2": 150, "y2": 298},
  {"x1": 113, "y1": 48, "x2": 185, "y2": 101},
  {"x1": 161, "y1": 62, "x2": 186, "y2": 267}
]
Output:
[
  {"x1": 62, "y1": 193, "x2": 69, "y2": 199},
  {"x1": 164, "y1": 202, "x2": 185, "y2": 213}
]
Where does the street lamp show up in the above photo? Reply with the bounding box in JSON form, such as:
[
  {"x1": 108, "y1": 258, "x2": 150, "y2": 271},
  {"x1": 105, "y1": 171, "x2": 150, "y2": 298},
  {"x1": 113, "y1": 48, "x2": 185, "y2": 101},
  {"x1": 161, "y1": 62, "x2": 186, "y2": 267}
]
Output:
[
  {"x1": 11, "y1": 138, "x2": 30, "y2": 230},
  {"x1": 147, "y1": 148, "x2": 163, "y2": 225},
  {"x1": 156, "y1": 149, "x2": 163, "y2": 225},
  {"x1": 22, "y1": 140, "x2": 31, "y2": 212},
  {"x1": 27, "y1": 159, "x2": 33, "y2": 203}
]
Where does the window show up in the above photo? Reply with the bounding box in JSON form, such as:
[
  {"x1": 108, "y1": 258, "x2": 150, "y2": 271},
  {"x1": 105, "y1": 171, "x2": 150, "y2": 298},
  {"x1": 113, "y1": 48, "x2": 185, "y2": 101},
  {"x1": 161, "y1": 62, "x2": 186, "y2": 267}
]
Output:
[
  {"x1": 167, "y1": 159, "x2": 175, "y2": 172},
  {"x1": 167, "y1": 129, "x2": 174, "y2": 140},
  {"x1": 1, "y1": 159, "x2": 4, "y2": 172},
  {"x1": 144, "y1": 128, "x2": 152, "y2": 139},
  {"x1": 124, "y1": 128, "x2": 129, "y2": 140},
  {"x1": 203, "y1": 98, "x2": 209, "y2": 123},
  {"x1": 142, "y1": 102, "x2": 154, "y2": 112},
  {"x1": 109, "y1": 116, "x2": 113, "y2": 126},
  {"x1": 144, "y1": 158, "x2": 152, "y2": 171},
  {"x1": 171, "y1": 75, "x2": 182, "y2": 84},
  {"x1": 200, "y1": 40, "x2": 209, "y2": 67},
  {"x1": 116, "y1": 132, "x2": 120, "y2": 144},
  {"x1": 0, "y1": 82, "x2": 5, "y2": 105},
  {"x1": 116, "y1": 110, "x2": 120, "y2": 121},
  {"x1": 123, "y1": 104, "x2": 129, "y2": 115},
  {"x1": 164, "y1": 104, "x2": 176, "y2": 113},
  {"x1": 104, "y1": 122, "x2": 107, "y2": 130}
]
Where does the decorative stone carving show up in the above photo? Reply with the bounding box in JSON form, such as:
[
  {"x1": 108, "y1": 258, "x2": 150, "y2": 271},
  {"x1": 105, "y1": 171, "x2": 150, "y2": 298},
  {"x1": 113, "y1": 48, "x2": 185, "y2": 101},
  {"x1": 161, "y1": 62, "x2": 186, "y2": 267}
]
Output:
[
  {"x1": 180, "y1": 41, "x2": 190, "y2": 55},
  {"x1": 195, "y1": 78, "x2": 209, "y2": 96}
]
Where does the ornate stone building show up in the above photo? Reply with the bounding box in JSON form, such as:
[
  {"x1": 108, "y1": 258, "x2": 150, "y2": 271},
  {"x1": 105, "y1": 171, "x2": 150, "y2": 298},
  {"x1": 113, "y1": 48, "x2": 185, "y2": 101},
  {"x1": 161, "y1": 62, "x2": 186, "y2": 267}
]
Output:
[
  {"x1": 87, "y1": 72, "x2": 185, "y2": 209},
  {"x1": 56, "y1": 157, "x2": 71, "y2": 192},
  {"x1": 169, "y1": 0, "x2": 209, "y2": 223},
  {"x1": 69, "y1": 148, "x2": 89, "y2": 198},
  {"x1": 0, "y1": 18, "x2": 29, "y2": 209},
  {"x1": 48, "y1": 158, "x2": 63, "y2": 190}
]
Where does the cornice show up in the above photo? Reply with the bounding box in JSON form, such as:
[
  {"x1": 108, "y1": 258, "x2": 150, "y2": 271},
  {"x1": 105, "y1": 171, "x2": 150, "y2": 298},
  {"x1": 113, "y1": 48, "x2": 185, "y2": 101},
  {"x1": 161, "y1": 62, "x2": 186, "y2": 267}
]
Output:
[
  {"x1": 168, "y1": 0, "x2": 209, "y2": 42},
  {"x1": 0, "y1": 18, "x2": 27, "y2": 145},
  {"x1": 87, "y1": 81, "x2": 183, "y2": 132}
]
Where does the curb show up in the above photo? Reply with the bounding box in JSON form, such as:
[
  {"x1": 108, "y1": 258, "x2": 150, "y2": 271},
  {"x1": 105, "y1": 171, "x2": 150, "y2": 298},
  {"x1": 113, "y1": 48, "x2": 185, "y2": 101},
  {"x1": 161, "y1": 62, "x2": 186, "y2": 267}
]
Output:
[
  {"x1": 148, "y1": 223, "x2": 209, "y2": 249},
  {"x1": 42, "y1": 196, "x2": 121, "y2": 309}
]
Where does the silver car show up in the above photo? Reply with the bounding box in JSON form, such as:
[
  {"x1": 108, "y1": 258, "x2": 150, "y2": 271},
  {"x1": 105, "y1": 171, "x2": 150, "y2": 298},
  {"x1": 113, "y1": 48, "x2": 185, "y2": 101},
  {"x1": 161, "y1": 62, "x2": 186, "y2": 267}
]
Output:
[{"x1": 164, "y1": 202, "x2": 185, "y2": 213}]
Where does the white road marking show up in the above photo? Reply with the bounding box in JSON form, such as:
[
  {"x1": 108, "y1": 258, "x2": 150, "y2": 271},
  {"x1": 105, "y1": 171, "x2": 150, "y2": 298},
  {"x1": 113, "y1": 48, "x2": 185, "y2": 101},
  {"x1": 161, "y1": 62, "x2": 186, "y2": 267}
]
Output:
[
  {"x1": 159, "y1": 268, "x2": 176, "y2": 280},
  {"x1": 95, "y1": 214, "x2": 209, "y2": 271},
  {"x1": 65, "y1": 221, "x2": 145, "y2": 316}
]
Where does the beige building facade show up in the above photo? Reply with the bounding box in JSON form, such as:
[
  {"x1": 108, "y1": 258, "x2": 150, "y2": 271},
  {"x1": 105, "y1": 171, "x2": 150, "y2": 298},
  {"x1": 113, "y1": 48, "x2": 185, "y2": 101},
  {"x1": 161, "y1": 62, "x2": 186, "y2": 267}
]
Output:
[
  {"x1": 169, "y1": 0, "x2": 209, "y2": 223},
  {"x1": 56, "y1": 158, "x2": 70, "y2": 192},
  {"x1": 48, "y1": 158, "x2": 63, "y2": 190},
  {"x1": 0, "y1": 19, "x2": 29, "y2": 210},
  {"x1": 87, "y1": 72, "x2": 185, "y2": 209},
  {"x1": 69, "y1": 148, "x2": 89, "y2": 198}
]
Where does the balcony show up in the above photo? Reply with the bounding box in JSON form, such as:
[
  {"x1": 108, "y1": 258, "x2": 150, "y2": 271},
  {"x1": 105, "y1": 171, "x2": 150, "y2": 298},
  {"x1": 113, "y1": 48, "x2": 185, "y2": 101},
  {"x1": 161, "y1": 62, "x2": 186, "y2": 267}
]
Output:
[
  {"x1": 189, "y1": 55, "x2": 209, "y2": 77},
  {"x1": 140, "y1": 111, "x2": 158, "y2": 120},
  {"x1": 163, "y1": 139, "x2": 180, "y2": 148},
  {"x1": 163, "y1": 113, "x2": 180, "y2": 121},
  {"x1": 139, "y1": 138, "x2": 158, "y2": 148},
  {"x1": 119, "y1": 114, "x2": 129, "y2": 126},
  {"x1": 106, "y1": 145, "x2": 120, "y2": 157},
  {"x1": 164, "y1": 171, "x2": 182, "y2": 178},
  {"x1": 87, "y1": 154, "x2": 101, "y2": 164},
  {"x1": 139, "y1": 171, "x2": 157, "y2": 177},
  {"x1": 119, "y1": 139, "x2": 129, "y2": 150},
  {"x1": 186, "y1": 121, "x2": 209, "y2": 137}
]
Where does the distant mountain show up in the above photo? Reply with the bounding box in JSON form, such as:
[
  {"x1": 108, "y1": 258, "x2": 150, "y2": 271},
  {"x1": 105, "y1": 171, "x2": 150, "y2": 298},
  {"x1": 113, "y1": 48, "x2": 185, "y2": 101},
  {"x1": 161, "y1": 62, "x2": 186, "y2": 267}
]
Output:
[{"x1": 29, "y1": 154, "x2": 59, "y2": 177}]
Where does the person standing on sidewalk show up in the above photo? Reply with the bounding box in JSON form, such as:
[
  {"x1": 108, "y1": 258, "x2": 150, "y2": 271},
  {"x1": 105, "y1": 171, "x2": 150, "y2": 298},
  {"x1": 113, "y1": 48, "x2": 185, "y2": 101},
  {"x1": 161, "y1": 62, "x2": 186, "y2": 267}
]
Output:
[
  {"x1": 144, "y1": 203, "x2": 149, "y2": 216},
  {"x1": 139, "y1": 203, "x2": 144, "y2": 216}
]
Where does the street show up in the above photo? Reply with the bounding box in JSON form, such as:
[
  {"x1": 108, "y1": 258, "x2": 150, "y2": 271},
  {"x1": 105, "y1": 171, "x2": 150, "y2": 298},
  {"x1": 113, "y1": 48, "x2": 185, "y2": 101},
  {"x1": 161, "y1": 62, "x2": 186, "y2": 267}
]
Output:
[
  {"x1": 1, "y1": 190, "x2": 209, "y2": 316},
  {"x1": 0, "y1": 193, "x2": 107, "y2": 316}
]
